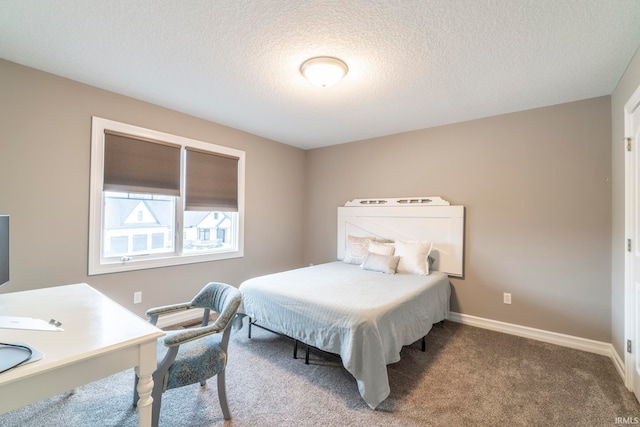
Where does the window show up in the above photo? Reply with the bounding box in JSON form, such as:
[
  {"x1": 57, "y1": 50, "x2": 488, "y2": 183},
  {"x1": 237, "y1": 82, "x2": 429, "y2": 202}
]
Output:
[
  {"x1": 198, "y1": 228, "x2": 210, "y2": 241},
  {"x1": 89, "y1": 117, "x2": 245, "y2": 275}
]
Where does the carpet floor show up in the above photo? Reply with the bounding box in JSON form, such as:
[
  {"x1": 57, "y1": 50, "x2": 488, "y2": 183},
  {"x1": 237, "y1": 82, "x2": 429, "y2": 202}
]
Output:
[{"x1": 1, "y1": 320, "x2": 638, "y2": 426}]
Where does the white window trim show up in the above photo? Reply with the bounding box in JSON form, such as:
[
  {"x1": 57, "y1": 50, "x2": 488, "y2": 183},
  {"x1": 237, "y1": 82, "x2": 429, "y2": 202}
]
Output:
[{"x1": 89, "y1": 116, "x2": 245, "y2": 275}]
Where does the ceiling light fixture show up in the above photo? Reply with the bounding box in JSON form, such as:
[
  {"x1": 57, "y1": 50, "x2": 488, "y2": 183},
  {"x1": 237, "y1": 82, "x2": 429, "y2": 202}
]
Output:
[{"x1": 300, "y1": 56, "x2": 348, "y2": 88}]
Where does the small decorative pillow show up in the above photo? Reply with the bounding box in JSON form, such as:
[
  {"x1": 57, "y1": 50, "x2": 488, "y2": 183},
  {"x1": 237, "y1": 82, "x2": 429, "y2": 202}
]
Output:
[
  {"x1": 343, "y1": 235, "x2": 374, "y2": 265},
  {"x1": 395, "y1": 240, "x2": 433, "y2": 275},
  {"x1": 368, "y1": 241, "x2": 395, "y2": 256},
  {"x1": 361, "y1": 252, "x2": 400, "y2": 274}
]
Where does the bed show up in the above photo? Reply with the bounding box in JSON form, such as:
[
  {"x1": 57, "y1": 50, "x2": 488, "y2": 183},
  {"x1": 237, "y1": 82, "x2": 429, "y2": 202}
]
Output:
[{"x1": 238, "y1": 196, "x2": 465, "y2": 409}]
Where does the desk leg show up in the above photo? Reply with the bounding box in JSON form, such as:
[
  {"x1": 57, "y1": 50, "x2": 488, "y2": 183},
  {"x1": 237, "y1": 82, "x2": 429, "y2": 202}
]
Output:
[{"x1": 135, "y1": 340, "x2": 156, "y2": 427}]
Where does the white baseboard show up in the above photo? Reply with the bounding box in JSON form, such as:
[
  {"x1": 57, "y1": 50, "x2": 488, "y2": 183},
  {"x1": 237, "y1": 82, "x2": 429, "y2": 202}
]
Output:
[
  {"x1": 447, "y1": 312, "x2": 625, "y2": 380},
  {"x1": 155, "y1": 308, "x2": 204, "y2": 329},
  {"x1": 611, "y1": 347, "x2": 626, "y2": 381}
]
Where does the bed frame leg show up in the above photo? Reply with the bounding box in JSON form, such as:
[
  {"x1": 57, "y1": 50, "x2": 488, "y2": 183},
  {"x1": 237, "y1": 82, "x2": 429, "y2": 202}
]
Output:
[
  {"x1": 248, "y1": 317, "x2": 252, "y2": 339},
  {"x1": 294, "y1": 340, "x2": 310, "y2": 364},
  {"x1": 421, "y1": 336, "x2": 426, "y2": 352}
]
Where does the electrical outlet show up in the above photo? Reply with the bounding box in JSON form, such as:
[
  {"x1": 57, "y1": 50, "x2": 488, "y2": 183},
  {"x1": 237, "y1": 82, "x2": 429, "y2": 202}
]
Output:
[
  {"x1": 503, "y1": 293, "x2": 512, "y2": 304},
  {"x1": 134, "y1": 291, "x2": 142, "y2": 304}
]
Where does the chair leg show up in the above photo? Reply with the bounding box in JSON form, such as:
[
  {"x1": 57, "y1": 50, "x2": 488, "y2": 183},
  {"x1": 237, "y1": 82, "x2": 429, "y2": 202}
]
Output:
[
  {"x1": 217, "y1": 369, "x2": 231, "y2": 420},
  {"x1": 150, "y1": 384, "x2": 163, "y2": 427},
  {"x1": 133, "y1": 375, "x2": 140, "y2": 407}
]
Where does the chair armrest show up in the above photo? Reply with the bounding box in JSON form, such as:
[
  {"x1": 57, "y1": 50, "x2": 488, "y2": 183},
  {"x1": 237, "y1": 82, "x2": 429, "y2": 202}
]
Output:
[
  {"x1": 146, "y1": 302, "x2": 192, "y2": 326},
  {"x1": 146, "y1": 302, "x2": 192, "y2": 318},
  {"x1": 163, "y1": 324, "x2": 224, "y2": 348}
]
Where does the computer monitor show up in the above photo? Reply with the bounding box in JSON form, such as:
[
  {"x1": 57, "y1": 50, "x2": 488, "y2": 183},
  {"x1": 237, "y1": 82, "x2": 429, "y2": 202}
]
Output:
[{"x1": 0, "y1": 215, "x2": 9, "y2": 287}]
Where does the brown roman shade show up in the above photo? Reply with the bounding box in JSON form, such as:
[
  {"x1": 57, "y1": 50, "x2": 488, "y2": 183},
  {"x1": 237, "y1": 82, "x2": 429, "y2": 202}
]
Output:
[
  {"x1": 103, "y1": 131, "x2": 181, "y2": 196},
  {"x1": 185, "y1": 148, "x2": 238, "y2": 211}
]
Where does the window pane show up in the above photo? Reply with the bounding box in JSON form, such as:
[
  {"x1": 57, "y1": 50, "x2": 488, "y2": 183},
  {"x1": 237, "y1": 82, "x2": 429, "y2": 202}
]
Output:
[
  {"x1": 103, "y1": 192, "x2": 175, "y2": 258},
  {"x1": 183, "y1": 211, "x2": 237, "y2": 254}
]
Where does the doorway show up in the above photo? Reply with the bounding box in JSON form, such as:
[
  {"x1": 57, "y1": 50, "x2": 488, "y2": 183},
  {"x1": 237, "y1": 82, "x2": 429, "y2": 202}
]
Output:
[{"x1": 624, "y1": 83, "x2": 640, "y2": 403}]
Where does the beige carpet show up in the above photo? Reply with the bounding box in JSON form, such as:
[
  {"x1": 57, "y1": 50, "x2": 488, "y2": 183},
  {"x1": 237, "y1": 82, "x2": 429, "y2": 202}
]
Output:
[{"x1": 1, "y1": 320, "x2": 638, "y2": 426}]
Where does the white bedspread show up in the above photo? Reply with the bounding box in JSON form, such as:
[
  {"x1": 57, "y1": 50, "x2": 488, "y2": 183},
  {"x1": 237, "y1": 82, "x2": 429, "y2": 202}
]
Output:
[{"x1": 238, "y1": 261, "x2": 451, "y2": 408}]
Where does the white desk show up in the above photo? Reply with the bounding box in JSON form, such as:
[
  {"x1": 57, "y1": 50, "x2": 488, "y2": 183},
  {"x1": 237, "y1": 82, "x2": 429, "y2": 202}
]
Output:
[{"x1": 0, "y1": 283, "x2": 164, "y2": 427}]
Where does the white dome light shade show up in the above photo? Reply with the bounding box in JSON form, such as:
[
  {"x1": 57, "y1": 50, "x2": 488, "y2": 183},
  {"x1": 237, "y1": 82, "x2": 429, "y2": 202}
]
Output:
[{"x1": 300, "y1": 57, "x2": 348, "y2": 88}]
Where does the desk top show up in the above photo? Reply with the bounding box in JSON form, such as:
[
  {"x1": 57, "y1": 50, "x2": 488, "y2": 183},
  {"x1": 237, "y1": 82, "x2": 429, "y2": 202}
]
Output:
[{"x1": 0, "y1": 283, "x2": 164, "y2": 385}]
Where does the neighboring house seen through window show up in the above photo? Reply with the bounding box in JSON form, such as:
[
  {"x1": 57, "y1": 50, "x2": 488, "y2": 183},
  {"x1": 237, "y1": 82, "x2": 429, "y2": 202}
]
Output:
[{"x1": 89, "y1": 117, "x2": 245, "y2": 275}]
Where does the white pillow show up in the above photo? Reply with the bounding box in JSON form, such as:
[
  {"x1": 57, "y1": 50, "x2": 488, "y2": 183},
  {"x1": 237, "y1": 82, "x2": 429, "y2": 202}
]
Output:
[
  {"x1": 343, "y1": 235, "x2": 374, "y2": 265},
  {"x1": 395, "y1": 240, "x2": 433, "y2": 275},
  {"x1": 368, "y1": 241, "x2": 395, "y2": 256},
  {"x1": 361, "y1": 252, "x2": 400, "y2": 274}
]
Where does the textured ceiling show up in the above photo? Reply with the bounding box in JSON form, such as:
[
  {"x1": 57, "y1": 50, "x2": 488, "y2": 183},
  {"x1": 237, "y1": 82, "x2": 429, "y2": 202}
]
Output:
[{"x1": 1, "y1": 1, "x2": 640, "y2": 149}]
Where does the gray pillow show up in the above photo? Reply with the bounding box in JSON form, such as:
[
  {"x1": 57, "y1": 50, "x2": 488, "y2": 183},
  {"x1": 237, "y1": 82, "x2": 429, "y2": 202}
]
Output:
[{"x1": 361, "y1": 252, "x2": 400, "y2": 274}]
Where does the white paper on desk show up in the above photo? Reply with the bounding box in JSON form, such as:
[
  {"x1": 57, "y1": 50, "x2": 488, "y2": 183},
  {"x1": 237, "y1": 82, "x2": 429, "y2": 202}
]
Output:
[{"x1": 0, "y1": 316, "x2": 63, "y2": 331}]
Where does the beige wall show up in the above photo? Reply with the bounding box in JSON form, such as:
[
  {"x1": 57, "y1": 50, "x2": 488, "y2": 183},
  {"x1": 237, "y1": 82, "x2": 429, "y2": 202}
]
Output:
[
  {"x1": 305, "y1": 97, "x2": 612, "y2": 342},
  {"x1": 0, "y1": 59, "x2": 307, "y2": 317},
  {"x1": 611, "y1": 45, "x2": 640, "y2": 358},
  {"x1": 0, "y1": 57, "x2": 618, "y2": 344}
]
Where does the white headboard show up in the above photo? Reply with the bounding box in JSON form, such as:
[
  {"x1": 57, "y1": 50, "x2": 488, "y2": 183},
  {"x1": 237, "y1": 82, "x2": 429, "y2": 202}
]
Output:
[{"x1": 337, "y1": 196, "x2": 465, "y2": 277}]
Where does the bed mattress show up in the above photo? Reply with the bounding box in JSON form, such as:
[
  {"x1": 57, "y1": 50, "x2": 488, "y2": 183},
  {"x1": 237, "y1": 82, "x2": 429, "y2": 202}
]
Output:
[{"x1": 238, "y1": 261, "x2": 451, "y2": 408}]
